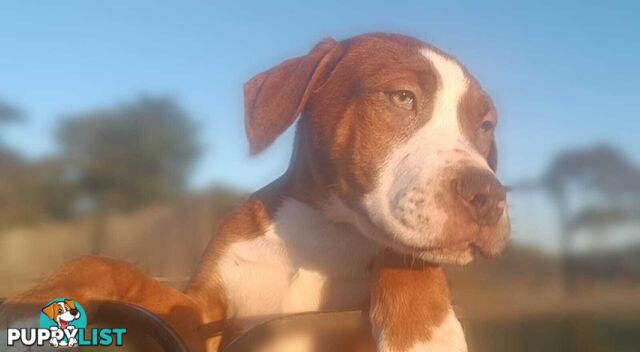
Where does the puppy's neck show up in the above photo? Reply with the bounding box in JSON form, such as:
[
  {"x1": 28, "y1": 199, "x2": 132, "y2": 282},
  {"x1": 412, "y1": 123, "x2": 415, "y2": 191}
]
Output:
[{"x1": 278, "y1": 124, "x2": 333, "y2": 206}]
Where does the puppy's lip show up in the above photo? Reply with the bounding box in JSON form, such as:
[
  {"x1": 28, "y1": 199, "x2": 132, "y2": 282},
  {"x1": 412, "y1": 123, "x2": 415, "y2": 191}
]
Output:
[
  {"x1": 374, "y1": 219, "x2": 507, "y2": 263},
  {"x1": 470, "y1": 243, "x2": 489, "y2": 258},
  {"x1": 415, "y1": 247, "x2": 474, "y2": 265},
  {"x1": 420, "y1": 245, "x2": 471, "y2": 257},
  {"x1": 387, "y1": 240, "x2": 472, "y2": 264},
  {"x1": 471, "y1": 223, "x2": 511, "y2": 258},
  {"x1": 470, "y1": 242, "x2": 502, "y2": 259}
]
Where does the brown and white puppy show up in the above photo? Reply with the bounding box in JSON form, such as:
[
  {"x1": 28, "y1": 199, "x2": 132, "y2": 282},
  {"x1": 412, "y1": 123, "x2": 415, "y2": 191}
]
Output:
[
  {"x1": 0, "y1": 33, "x2": 509, "y2": 352},
  {"x1": 186, "y1": 33, "x2": 510, "y2": 351},
  {"x1": 41, "y1": 300, "x2": 80, "y2": 331},
  {"x1": 41, "y1": 300, "x2": 80, "y2": 347}
]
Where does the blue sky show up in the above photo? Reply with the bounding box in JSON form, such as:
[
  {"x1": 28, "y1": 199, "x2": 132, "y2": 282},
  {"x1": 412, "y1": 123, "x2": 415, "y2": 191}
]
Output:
[{"x1": 1, "y1": 0, "x2": 639, "y2": 196}]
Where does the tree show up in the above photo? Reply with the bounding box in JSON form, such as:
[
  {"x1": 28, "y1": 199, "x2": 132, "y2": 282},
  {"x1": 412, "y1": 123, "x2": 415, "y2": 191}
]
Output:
[
  {"x1": 544, "y1": 144, "x2": 640, "y2": 204},
  {"x1": 0, "y1": 99, "x2": 23, "y2": 123},
  {"x1": 58, "y1": 95, "x2": 200, "y2": 211},
  {"x1": 0, "y1": 100, "x2": 31, "y2": 228},
  {"x1": 510, "y1": 144, "x2": 640, "y2": 292},
  {"x1": 543, "y1": 144, "x2": 640, "y2": 291},
  {"x1": 58, "y1": 96, "x2": 200, "y2": 253},
  {"x1": 0, "y1": 99, "x2": 24, "y2": 148},
  {"x1": 0, "y1": 150, "x2": 75, "y2": 228}
]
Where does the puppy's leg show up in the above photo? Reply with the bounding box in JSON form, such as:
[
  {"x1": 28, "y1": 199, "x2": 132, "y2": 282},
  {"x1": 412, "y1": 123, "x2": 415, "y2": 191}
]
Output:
[
  {"x1": 369, "y1": 250, "x2": 467, "y2": 352},
  {"x1": 0, "y1": 256, "x2": 224, "y2": 352}
]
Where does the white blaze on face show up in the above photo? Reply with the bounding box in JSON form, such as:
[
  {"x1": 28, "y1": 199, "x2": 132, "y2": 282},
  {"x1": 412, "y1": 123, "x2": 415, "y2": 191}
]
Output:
[{"x1": 361, "y1": 48, "x2": 491, "y2": 251}]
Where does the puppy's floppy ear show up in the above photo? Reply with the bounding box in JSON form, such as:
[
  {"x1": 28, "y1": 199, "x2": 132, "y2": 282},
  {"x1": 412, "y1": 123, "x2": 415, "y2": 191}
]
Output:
[
  {"x1": 42, "y1": 303, "x2": 57, "y2": 321},
  {"x1": 488, "y1": 140, "x2": 498, "y2": 172},
  {"x1": 244, "y1": 37, "x2": 341, "y2": 155},
  {"x1": 64, "y1": 299, "x2": 76, "y2": 310}
]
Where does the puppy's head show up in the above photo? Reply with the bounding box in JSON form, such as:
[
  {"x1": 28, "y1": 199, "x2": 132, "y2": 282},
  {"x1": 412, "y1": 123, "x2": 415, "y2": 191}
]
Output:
[
  {"x1": 42, "y1": 300, "x2": 80, "y2": 328},
  {"x1": 245, "y1": 33, "x2": 510, "y2": 264}
]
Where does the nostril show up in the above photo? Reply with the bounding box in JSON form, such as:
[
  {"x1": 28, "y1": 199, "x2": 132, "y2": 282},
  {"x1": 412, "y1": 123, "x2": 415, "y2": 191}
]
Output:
[
  {"x1": 471, "y1": 193, "x2": 488, "y2": 209},
  {"x1": 455, "y1": 167, "x2": 506, "y2": 221}
]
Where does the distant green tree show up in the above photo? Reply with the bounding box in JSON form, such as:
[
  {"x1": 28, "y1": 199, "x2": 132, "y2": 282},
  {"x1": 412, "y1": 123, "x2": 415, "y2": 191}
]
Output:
[
  {"x1": 0, "y1": 99, "x2": 23, "y2": 123},
  {"x1": 58, "y1": 96, "x2": 200, "y2": 254},
  {"x1": 0, "y1": 100, "x2": 75, "y2": 227},
  {"x1": 0, "y1": 151, "x2": 75, "y2": 228},
  {"x1": 0, "y1": 150, "x2": 33, "y2": 227},
  {"x1": 510, "y1": 144, "x2": 640, "y2": 292},
  {"x1": 0, "y1": 99, "x2": 24, "y2": 147},
  {"x1": 0, "y1": 100, "x2": 30, "y2": 228},
  {"x1": 33, "y1": 158, "x2": 79, "y2": 220},
  {"x1": 542, "y1": 144, "x2": 640, "y2": 292},
  {"x1": 58, "y1": 95, "x2": 200, "y2": 211}
]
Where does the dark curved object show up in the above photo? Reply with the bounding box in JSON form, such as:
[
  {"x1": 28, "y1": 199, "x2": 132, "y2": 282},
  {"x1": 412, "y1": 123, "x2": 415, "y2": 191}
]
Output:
[{"x1": 93, "y1": 300, "x2": 189, "y2": 352}]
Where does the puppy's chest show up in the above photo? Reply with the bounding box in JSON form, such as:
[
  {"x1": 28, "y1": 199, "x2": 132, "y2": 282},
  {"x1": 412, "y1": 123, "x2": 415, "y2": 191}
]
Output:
[{"x1": 216, "y1": 200, "x2": 380, "y2": 329}]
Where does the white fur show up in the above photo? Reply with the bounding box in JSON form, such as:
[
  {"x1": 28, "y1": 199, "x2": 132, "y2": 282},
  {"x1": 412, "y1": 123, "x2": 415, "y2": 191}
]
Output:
[
  {"x1": 361, "y1": 48, "x2": 493, "y2": 263},
  {"x1": 376, "y1": 309, "x2": 467, "y2": 352},
  {"x1": 216, "y1": 198, "x2": 380, "y2": 331}
]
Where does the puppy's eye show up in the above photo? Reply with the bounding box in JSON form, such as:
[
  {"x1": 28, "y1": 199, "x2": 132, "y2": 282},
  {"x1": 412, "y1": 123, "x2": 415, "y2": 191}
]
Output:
[
  {"x1": 388, "y1": 90, "x2": 416, "y2": 110},
  {"x1": 58, "y1": 308, "x2": 63, "y2": 313},
  {"x1": 480, "y1": 120, "x2": 495, "y2": 133}
]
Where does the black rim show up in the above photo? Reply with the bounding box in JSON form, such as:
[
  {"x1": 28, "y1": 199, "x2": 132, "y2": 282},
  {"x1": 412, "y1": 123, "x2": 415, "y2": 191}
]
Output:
[{"x1": 93, "y1": 300, "x2": 189, "y2": 352}]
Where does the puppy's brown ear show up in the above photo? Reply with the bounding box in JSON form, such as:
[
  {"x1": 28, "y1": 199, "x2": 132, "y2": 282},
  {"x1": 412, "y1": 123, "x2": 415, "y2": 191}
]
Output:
[
  {"x1": 244, "y1": 38, "x2": 341, "y2": 155},
  {"x1": 488, "y1": 140, "x2": 498, "y2": 172},
  {"x1": 64, "y1": 299, "x2": 76, "y2": 310},
  {"x1": 42, "y1": 303, "x2": 57, "y2": 321}
]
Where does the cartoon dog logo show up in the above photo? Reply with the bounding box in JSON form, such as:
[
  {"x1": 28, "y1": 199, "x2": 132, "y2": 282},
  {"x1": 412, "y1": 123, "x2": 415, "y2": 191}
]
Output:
[{"x1": 41, "y1": 299, "x2": 81, "y2": 347}]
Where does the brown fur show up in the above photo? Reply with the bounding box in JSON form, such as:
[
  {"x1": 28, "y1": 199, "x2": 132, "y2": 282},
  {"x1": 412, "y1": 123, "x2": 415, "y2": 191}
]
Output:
[
  {"x1": 369, "y1": 250, "x2": 451, "y2": 351},
  {"x1": 1, "y1": 257, "x2": 215, "y2": 351},
  {"x1": 244, "y1": 38, "x2": 342, "y2": 155}
]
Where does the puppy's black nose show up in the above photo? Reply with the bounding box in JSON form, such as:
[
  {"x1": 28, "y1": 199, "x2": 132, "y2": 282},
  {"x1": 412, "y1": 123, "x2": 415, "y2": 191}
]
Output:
[
  {"x1": 455, "y1": 167, "x2": 506, "y2": 225},
  {"x1": 70, "y1": 309, "x2": 79, "y2": 316}
]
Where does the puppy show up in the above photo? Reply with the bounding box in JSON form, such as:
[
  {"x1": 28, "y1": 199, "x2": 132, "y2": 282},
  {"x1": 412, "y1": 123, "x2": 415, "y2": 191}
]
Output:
[
  {"x1": 1, "y1": 33, "x2": 510, "y2": 352},
  {"x1": 41, "y1": 300, "x2": 80, "y2": 347}
]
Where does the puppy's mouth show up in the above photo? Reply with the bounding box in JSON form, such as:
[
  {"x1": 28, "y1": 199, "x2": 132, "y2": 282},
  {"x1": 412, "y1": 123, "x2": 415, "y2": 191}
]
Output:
[
  {"x1": 385, "y1": 225, "x2": 510, "y2": 265},
  {"x1": 420, "y1": 243, "x2": 502, "y2": 264},
  {"x1": 59, "y1": 320, "x2": 68, "y2": 329},
  {"x1": 407, "y1": 245, "x2": 475, "y2": 265}
]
